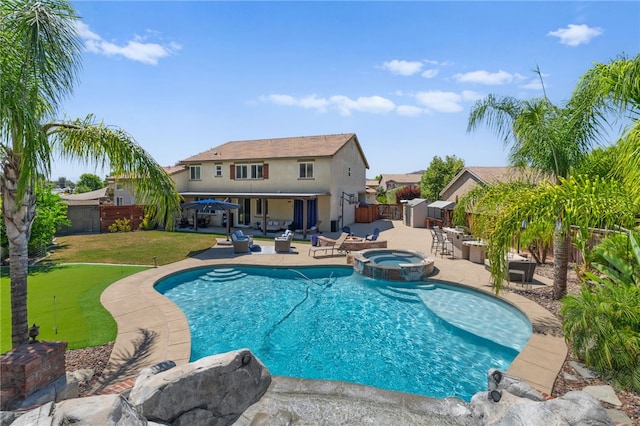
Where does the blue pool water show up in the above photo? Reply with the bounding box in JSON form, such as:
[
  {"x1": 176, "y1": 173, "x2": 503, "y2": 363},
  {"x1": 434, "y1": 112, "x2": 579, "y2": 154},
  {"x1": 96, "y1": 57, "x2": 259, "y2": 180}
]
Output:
[{"x1": 155, "y1": 266, "x2": 531, "y2": 401}]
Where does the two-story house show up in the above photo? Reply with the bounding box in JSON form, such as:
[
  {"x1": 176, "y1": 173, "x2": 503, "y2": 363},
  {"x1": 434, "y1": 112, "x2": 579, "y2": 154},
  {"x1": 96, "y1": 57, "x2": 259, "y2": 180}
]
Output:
[
  {"x1": 378, "y1": 173, "x2": 423, "y2": 192},
  {"x1": 166, "y1": 133, "x2": 369, "y2": 235}
]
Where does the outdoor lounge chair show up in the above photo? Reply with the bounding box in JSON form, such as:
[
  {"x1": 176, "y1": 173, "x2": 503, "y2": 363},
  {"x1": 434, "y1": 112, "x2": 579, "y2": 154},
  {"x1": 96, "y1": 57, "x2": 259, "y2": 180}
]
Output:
[
  {"x1": 275, "y1": 230, "x2": 293, "y2": 253},
  {"x1": 365, "y1": 227, "x2": 380, "y2": 241},
  {"x1": 309, "y1": 232, "x2": 348, "y2": 257}
]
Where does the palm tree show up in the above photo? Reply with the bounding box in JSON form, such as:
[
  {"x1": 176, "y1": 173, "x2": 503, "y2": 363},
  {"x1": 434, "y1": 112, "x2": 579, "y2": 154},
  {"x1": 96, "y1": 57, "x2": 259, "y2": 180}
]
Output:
[
  {"x1": 467, "y1": 86, "x2": 595, "y2": 299},
  {"x1": 467, "y1": 57, "x2": 640, "y2": 299},
  {"x1": 1, "y1": 0, "x2": 181, "y2": 347},
  {"x1": 570, "y1": 53, "x2": 640, "y2": 202}
]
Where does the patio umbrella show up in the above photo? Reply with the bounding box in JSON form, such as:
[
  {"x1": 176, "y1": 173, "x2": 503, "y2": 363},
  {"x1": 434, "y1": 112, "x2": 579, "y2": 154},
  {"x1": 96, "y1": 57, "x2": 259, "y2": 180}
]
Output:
[{"x1": 181, "y1": 199, "x2": 240, "y2": 237}]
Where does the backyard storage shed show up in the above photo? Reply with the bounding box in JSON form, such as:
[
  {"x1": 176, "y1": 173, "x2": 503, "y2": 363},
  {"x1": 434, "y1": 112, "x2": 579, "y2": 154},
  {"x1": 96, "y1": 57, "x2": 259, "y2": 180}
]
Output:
[
  {"x1": 425, "y1": 200, "x2": 455, "y2": 228},
  {"x1": 403, "y1": 198, "x2": 429, "y2": 228},
  {"x1": 57, "y1": 188, "x2": 110, "y2": 235}
]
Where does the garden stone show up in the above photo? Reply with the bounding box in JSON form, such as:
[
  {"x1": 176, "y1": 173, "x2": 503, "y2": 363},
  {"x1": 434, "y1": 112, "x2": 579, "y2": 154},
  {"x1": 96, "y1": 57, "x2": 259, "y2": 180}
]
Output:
[
  {"x1": 470, "y1": 389, "x2": 612, "y2": 425},
  {"x1": 569, "y1": 361, "x2": 598, "y2": 379},
  {"x1": 0, "y1": 411, "x2": 16, "y2": 426},
  {"x1": 10, "y1": 372, "x2": 79, "y2": 410},
  {"x1": 11, "y1": 395, "x2": 146, "y2": 425},
  {"x1": 128, "y1": 348, "x2": 271, "y2": 425},
  {"x1": 487, "y1": 368, "x2": 545, "y2": 402},
  {"x1": 582, "y1": 385, "x2": 622, "y2": 408}
]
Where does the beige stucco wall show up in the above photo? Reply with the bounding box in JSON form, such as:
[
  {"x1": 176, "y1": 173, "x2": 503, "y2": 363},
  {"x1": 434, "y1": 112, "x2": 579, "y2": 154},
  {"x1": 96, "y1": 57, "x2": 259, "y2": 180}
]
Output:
[
  {"x1": 329, "y1": 140, "x2": 367, "y2": 228},
  {"x1": 172, "y1": 170, "x2": 189, "y2": 192},
  {"x1": 441, "y1": 172, "x2": 482, "y2": 202}
]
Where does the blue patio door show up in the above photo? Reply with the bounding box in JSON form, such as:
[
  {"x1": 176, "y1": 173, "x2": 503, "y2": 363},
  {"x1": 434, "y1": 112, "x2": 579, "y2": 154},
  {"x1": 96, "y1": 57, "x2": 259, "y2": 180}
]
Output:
[
  {"x1": 293, "y1": 199, "x2": 318, "y2": 229},
  {"x1": 237, "y1": 198, "x2": 251, "y2": 226}
]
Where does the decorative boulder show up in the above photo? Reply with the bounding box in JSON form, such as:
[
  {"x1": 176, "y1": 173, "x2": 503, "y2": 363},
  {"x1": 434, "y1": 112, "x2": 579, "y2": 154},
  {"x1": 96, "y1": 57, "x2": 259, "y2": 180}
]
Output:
[
  {"x1": 471, "y1": 369, "x2": 613, "y2": 425},
  {"x1": 10, "y1": 394, "x2": 146, "y2": 426},
  {"x1": 128, "y1": 348, "x2": 271, "y2": 425},
  {"x1": 487, "y1": 368, "x2": 545, "y2": 402}
]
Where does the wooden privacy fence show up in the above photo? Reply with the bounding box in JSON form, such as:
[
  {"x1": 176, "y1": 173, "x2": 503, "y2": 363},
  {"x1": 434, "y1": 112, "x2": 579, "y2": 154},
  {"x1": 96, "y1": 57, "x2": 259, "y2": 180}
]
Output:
[
  {"x1": 378, "y1": 204, "x2": 402, "y2": 220},
  {"x1": 100, "y1": 205, "x2": 145, "y2": 232},
  {"x1": 355, "y1": 205, "x2": 380, "y2": 223}
]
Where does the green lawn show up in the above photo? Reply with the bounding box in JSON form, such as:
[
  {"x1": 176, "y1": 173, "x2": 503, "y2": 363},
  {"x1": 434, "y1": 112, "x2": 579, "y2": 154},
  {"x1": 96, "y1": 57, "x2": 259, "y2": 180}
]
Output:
[
  {"x1": 1, "y1": 264, "x2": 148, "y2": 353},
  {"x1": 44, "y1": 230, "x2": 220, "y2": 266}
]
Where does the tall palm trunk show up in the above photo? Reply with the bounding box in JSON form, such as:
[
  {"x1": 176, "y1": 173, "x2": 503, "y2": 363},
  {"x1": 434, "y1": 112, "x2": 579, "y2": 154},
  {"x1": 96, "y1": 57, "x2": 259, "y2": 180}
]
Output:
[
  {"x1": 552, "y1": 230, "x2": 570, "y2": 299},
  {"x1": 2, "y1": 156, "x2": 36, "y2": 347}
]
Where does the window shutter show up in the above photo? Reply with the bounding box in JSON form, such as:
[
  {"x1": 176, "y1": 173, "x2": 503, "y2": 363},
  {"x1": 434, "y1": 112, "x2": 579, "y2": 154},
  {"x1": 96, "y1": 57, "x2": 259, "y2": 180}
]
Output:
[
  {"x1": 230, "y1": 164, "x2": 235, "y2": 180},
  {"x1": 263, "y1": 163, "x2": 269, "y2": 179}
]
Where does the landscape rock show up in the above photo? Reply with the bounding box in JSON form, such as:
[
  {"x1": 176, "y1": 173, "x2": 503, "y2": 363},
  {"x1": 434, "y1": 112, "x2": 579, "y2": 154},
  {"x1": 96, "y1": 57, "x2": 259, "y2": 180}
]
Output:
[
  {"x1": 0, "y1": 411, "x2": 16, "y2": 426},
  {"x1": 11, "y1": 395, "x2": 146, "y2": 425},
  {"x1": 583, "y1": 385, "x2": 623, "y2": 408},
  {"x1": 471, "y1": 389, "x2": 612, "y2": 425},
  {"x1": 128, "y1": 348, "x2": 271, "y2": 425},
  {"x1": 10, "y1": 372, "x2": 79, "y2": 410},
  {"x1": 486, "y1": 368, "x2": 545, "y2": 402}
]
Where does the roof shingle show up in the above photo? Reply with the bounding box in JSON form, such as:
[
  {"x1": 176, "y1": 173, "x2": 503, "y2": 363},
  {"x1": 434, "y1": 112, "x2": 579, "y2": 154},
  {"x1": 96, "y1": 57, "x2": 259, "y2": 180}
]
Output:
[{"x1": 181, "y1": 133, "x2": 362, "y2": 164}]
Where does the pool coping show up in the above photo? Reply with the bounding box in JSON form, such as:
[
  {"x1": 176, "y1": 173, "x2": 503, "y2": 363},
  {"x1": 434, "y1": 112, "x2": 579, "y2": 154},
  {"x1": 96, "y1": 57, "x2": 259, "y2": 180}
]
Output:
[{"x1": 96, "y1": 222, "x2": 566, "y2": 399}]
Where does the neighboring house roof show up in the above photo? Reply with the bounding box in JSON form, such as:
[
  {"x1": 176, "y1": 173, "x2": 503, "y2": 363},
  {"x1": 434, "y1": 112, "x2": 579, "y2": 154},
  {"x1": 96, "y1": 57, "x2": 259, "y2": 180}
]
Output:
[
  {"x1": 440, "y1": 166, "x2": 547, "y2": 197},
  {"x1": 365, "y1": 179, "x2": 379, "y2": 188},
  {"x1": 63, "y1": 199, "x2": 101, "y2": 206},
  {"x1": 163, "y1": 165, "x2": 188, "y2": 175},
  {"x1": 180, "y1": 133, "x2": 369, "y2": 169},
  {"x1": 59, "y1": 187, "x2": 109, "y2": 201},
  {"x1": 381, "y1": 173, "x2": 422, "y2": 185}
]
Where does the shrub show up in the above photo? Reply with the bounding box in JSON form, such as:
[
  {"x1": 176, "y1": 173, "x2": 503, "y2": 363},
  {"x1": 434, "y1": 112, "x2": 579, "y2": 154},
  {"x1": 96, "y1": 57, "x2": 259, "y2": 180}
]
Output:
[
  {"x1": 561, "y1": 230, "x2": 640, "y2": 392},
  {"x1": 108, "y1": 218, "x2": 132, "y2": 233}
]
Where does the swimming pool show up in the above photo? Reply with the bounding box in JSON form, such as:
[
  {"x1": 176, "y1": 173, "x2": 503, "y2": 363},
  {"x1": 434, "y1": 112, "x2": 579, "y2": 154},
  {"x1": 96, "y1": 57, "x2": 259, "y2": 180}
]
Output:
[{"x1": 155, "y1": 265, "x2": 531, "y2": 401}]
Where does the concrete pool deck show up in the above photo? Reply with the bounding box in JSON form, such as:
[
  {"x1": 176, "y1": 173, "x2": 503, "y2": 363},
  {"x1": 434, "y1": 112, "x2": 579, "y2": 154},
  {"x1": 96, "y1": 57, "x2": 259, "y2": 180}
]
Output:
[{"x1": 97, "y1": 219, "x2": 566, "y2": 402}]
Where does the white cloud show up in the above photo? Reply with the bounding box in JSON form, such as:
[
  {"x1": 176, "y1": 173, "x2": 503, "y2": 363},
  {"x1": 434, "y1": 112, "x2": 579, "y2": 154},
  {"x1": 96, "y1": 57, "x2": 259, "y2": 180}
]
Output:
[
  {"x1": 260, "y1": 94, "x2": 297, "y2": 106},
  {"x1": 75, "y1": 21, "x2": 180, "y2": 65},
  {"x1": 397, "y1": 105, "x2": 425, "y2": 117},
  {"x1": 421, "y1": 69, "x2": 439, "y2": 79},
  {"x1": 330, "y1": 95, "x2": 395, "y2": 116},
  {"x1": 453, "y1": 70, "x2": 516, "y2": 85},
  {"x1": 461, "y1": 90, "x2": 484, "y2": 102},
  {"x1": 415, "y1": 91, "x2": 464, "y2": 113},
  {"x1": 381, "y1": 60, "x2": 423, "y2": 76},
  {"x1": 259, "y1": 94, "x2": 395, "y2": 116},
  {"x1": 548, "y1": 24, "x2": 603, "y2": 46},
  {"x1": 520, "y1": 79, "x2": 545, "y2": 90}
]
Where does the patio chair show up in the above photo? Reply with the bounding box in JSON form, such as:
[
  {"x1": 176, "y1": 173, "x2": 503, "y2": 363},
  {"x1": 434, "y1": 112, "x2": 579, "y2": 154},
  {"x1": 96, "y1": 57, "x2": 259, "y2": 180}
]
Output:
[
  {"x1": 433, "y1": 227, "x2": 453, "y2": 258},
  {"x1": 232, "y1": 230, "x2": 253, "y2": 244},
  {"x1": 231, "y1": 230, "x2": 253, "y2": 253},
  {"x1": 309, "y1": 232, "x2": 349, "y2": 257},
  {"x1": 365, "y1": 227, "x2": 380, "y2": 241},
  {"x1": 275, "y1": 230, "x2": 293, "y2": 253},
  {"x1": 429, "y1": 228, "x2": 437, "y2": 253}
]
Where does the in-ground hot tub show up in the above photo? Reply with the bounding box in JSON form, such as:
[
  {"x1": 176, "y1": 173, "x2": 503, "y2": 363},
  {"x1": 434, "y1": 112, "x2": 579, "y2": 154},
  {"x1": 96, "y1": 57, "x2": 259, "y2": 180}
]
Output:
[{"x1": 353, "y1": 249, "x2": 435, "y2": 281}]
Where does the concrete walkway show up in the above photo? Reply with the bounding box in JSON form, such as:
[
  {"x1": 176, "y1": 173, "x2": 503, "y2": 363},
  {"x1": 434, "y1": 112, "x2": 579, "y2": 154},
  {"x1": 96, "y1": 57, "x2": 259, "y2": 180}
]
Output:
[{"x1": 97, "y1": 219, "x2": 566, "y2": 399}]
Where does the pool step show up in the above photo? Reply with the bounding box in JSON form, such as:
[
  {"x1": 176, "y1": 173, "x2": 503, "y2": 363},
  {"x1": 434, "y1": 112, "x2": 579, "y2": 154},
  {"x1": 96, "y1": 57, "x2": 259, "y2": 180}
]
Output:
[{"x1": 199, "y1": 268, "x2": 247, "y2": 282}]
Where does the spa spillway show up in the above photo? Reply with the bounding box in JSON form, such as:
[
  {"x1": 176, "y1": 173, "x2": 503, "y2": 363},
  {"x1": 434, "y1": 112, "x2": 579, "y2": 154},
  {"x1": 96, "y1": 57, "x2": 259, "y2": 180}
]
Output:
[{"x1": 353, "y1": 249, "x2": 435, "y2": 281}]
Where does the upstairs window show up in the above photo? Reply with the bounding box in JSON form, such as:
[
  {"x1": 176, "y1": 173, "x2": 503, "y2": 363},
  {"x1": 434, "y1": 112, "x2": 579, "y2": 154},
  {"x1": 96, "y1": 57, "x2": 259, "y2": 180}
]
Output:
[
  {"x1": 235, "y1": 164, "x2": 248, "y2": 179},
  {"x1": 215, "y1": 165, "x2": 222, "y2": 177},
  {"x1": 189, "y1": 166, "x2": 201, "y2": 180},
  {"x1": 235, "y1": 163, "x2": 264, "y2": 180},
  {"x1": 299, "y1": 162, "x2": 314, "y2": 179}
]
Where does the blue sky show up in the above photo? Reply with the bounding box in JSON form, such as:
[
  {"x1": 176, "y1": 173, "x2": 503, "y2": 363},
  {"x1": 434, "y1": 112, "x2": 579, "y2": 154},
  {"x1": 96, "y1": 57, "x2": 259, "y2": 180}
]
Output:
[{"x1": 54, "y1": 1, "x2": 639, "y2": 181}]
